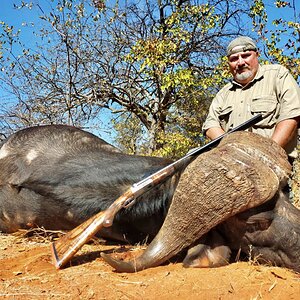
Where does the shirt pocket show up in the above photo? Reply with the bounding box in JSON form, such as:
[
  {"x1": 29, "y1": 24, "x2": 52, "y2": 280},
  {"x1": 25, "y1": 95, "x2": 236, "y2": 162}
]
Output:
[
  {"x1": 219, "y1": 105, "x2": 233, "y2": 131},
  {"x1": 250, "y1": 96, "x2": 278, "y2": 127}
]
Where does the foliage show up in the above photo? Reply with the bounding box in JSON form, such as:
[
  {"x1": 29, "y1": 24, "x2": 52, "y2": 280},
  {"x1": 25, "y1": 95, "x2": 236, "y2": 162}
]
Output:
[{"x1": 112, "y1": 113, "x2": 148, "y2": 155}]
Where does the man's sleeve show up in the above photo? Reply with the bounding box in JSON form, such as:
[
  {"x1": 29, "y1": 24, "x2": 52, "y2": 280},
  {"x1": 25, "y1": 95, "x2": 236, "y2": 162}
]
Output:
[
  {"x1": 202, "y1": 93, "x2": 224, "y2": 133},
  {"x1": 277, "y1": 66, "x2": 300, "y2": 122}
]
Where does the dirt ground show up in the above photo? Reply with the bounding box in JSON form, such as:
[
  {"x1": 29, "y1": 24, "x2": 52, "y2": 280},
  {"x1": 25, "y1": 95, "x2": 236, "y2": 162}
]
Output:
[{"x1": 0, "y1": 231, "x2": 299, "y2": 300}]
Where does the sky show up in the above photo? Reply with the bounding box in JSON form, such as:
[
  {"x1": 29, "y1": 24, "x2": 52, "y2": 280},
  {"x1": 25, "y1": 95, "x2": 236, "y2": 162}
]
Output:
[{"x1": 0, "y1": 0, "x2": 50, "y2": 103}]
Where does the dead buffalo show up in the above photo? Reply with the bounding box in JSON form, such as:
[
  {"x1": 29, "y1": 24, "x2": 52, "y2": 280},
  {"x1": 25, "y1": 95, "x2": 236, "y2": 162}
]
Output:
[{"x1": 0, "y1": 125, "x2": 299, "y2": 272}]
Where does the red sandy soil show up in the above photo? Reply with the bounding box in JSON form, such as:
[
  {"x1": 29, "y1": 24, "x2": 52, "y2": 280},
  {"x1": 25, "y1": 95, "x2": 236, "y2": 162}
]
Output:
[{"x1": 0, "y1": 231, "x2": 299, "y2": 300}]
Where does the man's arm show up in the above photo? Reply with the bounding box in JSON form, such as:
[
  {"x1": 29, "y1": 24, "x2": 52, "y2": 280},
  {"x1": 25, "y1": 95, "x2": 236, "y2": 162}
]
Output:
[
  {"x1": 271, "y1": 118, "x2": 299, "y2": 148},
  {"x1": 272, "y1": 66, "x2": 300, "y2": 148}
]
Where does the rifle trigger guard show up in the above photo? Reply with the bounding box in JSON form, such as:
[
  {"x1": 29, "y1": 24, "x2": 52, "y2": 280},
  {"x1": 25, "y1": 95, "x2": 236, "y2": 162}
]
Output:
[{"x1": 123, "y1": 197, "x2": 136, "y2": 209}]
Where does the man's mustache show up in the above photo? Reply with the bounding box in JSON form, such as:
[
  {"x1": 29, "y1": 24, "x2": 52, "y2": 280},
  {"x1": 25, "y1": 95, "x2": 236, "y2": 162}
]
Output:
[{"x1": 236, "y1": 66, "x2": 251, "y2": 71}]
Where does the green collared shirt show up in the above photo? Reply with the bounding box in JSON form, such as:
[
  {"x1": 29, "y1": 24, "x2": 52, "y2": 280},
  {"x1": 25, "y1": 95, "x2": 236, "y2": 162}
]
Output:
[{"x1": 203, "y1": 64, "x2": 300, "y2": 157}]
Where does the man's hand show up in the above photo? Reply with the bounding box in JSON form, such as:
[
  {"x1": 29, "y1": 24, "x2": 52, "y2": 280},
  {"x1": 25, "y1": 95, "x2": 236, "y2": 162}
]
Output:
[{"x1": 205, "y1": 127, "x2": 225, "y2": 141}]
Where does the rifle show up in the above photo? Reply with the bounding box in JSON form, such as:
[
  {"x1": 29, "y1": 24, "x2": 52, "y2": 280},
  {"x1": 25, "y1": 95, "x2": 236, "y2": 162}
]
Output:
[{"x1": 51, "y1": 113, "x2": 263, "y2": 269}]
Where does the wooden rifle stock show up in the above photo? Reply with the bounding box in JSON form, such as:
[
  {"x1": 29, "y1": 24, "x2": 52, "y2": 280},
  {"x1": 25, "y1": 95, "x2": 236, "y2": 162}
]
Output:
[{"x1": 51, "y1": 114, "x2": 263, "y2": 269}]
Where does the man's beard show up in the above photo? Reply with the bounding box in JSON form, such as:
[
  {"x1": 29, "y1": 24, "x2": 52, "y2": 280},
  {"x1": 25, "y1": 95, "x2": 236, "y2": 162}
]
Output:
[{"x1": 235, "y1": 69, "x2": 253, "y2": 82}]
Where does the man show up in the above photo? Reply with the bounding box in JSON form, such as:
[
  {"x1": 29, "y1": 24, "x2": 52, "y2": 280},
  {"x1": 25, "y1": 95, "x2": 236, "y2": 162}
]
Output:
[{"x1": 202, "y1": 36, "x2": 300, "y2": 160}]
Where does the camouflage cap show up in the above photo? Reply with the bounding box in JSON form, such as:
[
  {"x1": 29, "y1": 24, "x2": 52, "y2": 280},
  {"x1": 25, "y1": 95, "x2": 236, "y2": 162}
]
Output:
[{"x1": 227, "y1": 36, "x2": 257, "y2": 56}]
